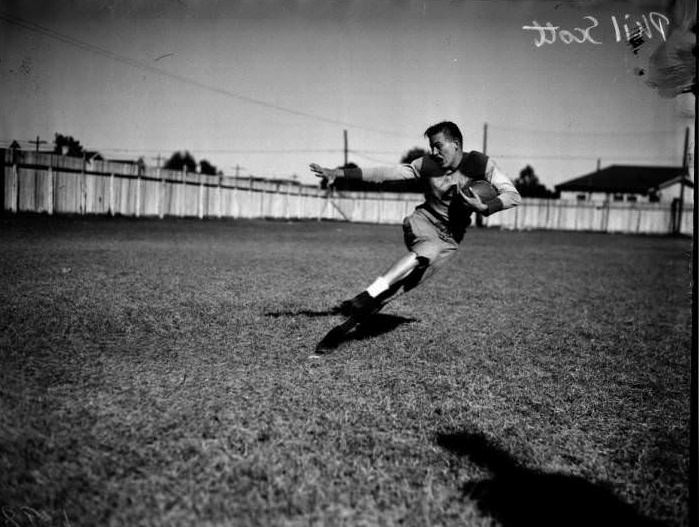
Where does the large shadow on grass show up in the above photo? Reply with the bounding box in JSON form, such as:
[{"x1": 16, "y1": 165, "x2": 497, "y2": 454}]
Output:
[{"x1": 435, "y1": 429, "x2": 666, "y2": 527}]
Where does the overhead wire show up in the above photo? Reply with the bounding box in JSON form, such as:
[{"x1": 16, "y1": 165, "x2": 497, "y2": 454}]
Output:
[
  {"x1": 0, "y1": 12, "x2": 415, "y2": 140},
  {"x1": 0, "y1": 139, "x2": 679, "y2": 164},
  {"x1": 0, "y1": 12, "x2": 684, "y2": 170},
  {"x1": 488, "y1": 124, "x2": 680, "y2": 137}
]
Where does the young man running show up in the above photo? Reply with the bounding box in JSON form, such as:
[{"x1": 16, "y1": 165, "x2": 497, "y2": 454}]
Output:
[{"x1": 310, "y1": 121, "x2": 521, "y2": 351}]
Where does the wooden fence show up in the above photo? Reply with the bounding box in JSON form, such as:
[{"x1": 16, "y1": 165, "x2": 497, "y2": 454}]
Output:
[{"x1": 1, "y1": 149, "x2": 693, "y2": 235}]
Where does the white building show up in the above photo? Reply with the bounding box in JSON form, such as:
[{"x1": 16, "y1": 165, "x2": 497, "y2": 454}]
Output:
[{"x1": 555, "y1": 165, "x2": 693, "y2": 205}]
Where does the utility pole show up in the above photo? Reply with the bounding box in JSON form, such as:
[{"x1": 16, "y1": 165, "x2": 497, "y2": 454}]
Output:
[
  {"x1": 343, "y1": 129, "x2": 348, "y2": 167},
  {"x1": 32, "y1": 135, "x2": 48, "y2": 153},
  {"x1": 675, "y1": 126, "x2": 689, "y2": 234},
  {"x1": 482, "y1": 123, "x2": 488, "y2": 155}
]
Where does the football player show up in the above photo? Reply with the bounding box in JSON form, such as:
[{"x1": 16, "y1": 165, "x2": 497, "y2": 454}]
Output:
[{"x1": 310, "y1": 121, "x2": 521, "y2": 352}]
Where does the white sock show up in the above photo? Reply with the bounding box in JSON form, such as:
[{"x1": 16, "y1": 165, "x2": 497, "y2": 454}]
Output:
[{"x1": 366, "y1": 276, "x2": 390, "y2": 298}]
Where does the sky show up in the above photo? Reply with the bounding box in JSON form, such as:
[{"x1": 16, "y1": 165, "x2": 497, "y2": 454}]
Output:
[{"x1": 1, "y1": 0, "x2": 695, "y2": 188}]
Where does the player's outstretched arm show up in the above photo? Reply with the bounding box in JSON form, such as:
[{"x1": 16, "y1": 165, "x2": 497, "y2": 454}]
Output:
[{"x1": 311, "y1": 162, "x2": 420, "y2": 186}]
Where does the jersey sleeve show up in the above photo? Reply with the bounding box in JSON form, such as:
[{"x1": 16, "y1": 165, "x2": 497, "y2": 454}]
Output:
[
  {"x1": 342, "y1": 158, "x2": 421, "y2": 183},
  {"x1": 482, "y1": 159, "x2": 521, "y2": 216}
]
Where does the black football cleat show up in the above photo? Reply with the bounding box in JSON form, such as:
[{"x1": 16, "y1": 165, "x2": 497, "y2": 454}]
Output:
[{"x1": 332, "y1": 291, "x2": 381, "y2": 318}]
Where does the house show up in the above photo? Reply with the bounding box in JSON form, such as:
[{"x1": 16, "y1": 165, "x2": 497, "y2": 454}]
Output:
[{"x1": 555, "y1": 165, "x2": 693, "y2": 204}]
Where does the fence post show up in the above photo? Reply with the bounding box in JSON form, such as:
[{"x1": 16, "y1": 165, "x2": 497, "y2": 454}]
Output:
[
  {"x1": 319, "y1": 186, "x2": 330, "y2": 221},
  {"x1": 158, "y1": 165, "x2": 164, "y2": 219},
  {"x1": 34, "y1": 153, "x2": 39, "y2": 213},
  {"x1": 12, "y1": 151, "x2": 19, "y2": 213},
  {"x1": 284, "y1": 182, "x2": 291, "y2": 220},
  {"x1": 198, "y1": 172, "x2": 204, "y2": 219},
  {"x1": 231, "y1": 177, "x2": 238, "y2": 218},
  {"x1": 249, "y1": 176, "x2": 257, "y2": 218},
  {"x1": 47, "y1": 156, "x2": 54, "y2": 215},
  {"x1": 80, "y1": 153, "x2": 87, "y2": 215},
  {"x1": 296, "y1": 183, "x2": 302, "y2": 219},
  {"x1": 108, "y1": 172, "x2": 114, "y2": 216},
  {"x1": 671, "y1": 198, "x2": 680, "y2": 234},
  {"x1": 181, "y1": 166, "x2": 187, "y2": 217},
  {"x1": 635, "y1": 202, "x2": 642, "y2": 234},
  {"x1": 135, "y1": 163, "x2": 141, "y2": 218},
  {"x1": 259, "y1": 179, "x2": 265, "y2": 218},
  {"x1": 217, "y1": 174, "x2": 222, "y2": 219}
]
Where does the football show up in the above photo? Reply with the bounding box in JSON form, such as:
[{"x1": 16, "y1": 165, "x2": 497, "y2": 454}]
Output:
[{"x1": 466, "y1": 180, "x2": 498, "y2": 203}]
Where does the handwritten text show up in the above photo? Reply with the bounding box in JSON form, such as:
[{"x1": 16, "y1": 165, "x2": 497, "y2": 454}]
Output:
[{"x1": 523, "y1": 12, "x2": 670, "y2": 47}]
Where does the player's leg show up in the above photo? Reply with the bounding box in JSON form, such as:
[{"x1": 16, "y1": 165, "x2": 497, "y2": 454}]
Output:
[
  {"x1": 333, "y1": 251, "x2": 423, "y2": 317},
  {"x1": 317, "y1": 210, "x2": 456, "y2": 353},
  {"x1": 376, "y1": 210, "x2": 459, "y2": 302},
  {"x1": 334, "y1": 209, "x2": 455, "y2": 317}
]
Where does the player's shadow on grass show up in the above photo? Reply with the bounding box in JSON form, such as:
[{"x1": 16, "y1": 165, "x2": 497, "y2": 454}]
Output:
[
  {"x1": 435, "y1": 429, "x2": 666, "y2": 527},
  {"x1": 265, "y1": 310, "x2": 416, "y2": 341},
  {"x1": 348, "y1": 314, "x2": 417, "y2": 341},
  {"x1": 264, "y1": 309, "x2": 339, "y2": 318},
  {"x1": 266, "y1": 310, "x2": 416, "y2": 351}
]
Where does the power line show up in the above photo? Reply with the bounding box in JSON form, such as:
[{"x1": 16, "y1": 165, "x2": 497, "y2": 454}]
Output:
[
  {"x1": 488, "y1": 124, "x2": 680, "y2": 137},
  {"x1": 352, "y1": 148, "x2": 679, "y2": 163},
  {"x1": 95, "y1": 147, "x2": 346, "y2": 155},
  {"x1": 491, "y1": 152, "x2": 680, "y2": 161},
  {"x1": 1, "y1": 139, "x2": 677, "y2": 164},
  {"x1": 351, "y1": 150, "x2": 399, "y2": 164},
  {"x1": 0, "y1": 12, "x2": 415, "y2": 140}
]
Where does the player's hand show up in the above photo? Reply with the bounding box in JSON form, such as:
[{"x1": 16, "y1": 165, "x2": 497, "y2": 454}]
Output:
[
  {"x1": 309, "y1": 163, "x2": 337, "y2": 186},
  {"x1": 457, "y1": 187, "x2": 488, "y2": 212}
]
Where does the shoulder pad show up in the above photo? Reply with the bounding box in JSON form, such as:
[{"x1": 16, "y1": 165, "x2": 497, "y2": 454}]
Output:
[{"x1": 459, "y1": 151, "x2": 489, "y2": 179}]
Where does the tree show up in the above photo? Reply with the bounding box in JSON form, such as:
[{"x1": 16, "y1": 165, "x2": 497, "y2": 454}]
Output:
[
  {"x1": 163, "y1": 151, "x2": 197, "y2": 172},
  {"x1": 514, "y1": 165, "x2": 558, "y2": 198},
  {"x1": 199, "y1": 159, "x2": 219, "y2": 175},
  {"x1": 54, "y1": 133, "x2": 85, "y2": 157}
]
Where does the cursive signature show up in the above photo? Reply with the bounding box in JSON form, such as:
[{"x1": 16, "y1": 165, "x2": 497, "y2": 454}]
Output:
[{"x1": 523, "y1": 12, "x2": 670, "y2": 47}]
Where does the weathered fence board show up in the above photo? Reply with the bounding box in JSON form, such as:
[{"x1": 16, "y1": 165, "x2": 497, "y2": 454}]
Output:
[{"x1": 1, "y1": 149, "x2": 692, "y2": 235}]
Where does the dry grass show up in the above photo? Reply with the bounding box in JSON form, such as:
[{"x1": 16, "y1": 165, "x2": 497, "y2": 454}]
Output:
[{"x1": 0, "y1": 215, "x2": 692, "y2": 526}]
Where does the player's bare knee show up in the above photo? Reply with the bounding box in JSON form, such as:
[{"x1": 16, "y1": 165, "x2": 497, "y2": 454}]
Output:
[{"x1": 415, "y1": 255, "x2": 430, "y2": 269}]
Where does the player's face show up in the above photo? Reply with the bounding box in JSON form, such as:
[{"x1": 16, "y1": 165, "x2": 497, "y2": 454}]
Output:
[{"x1": 428, "y1": 132, "x2": 461, "y2": 169}]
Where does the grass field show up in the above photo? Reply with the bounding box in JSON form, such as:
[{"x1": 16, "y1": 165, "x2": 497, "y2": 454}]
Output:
[{"x1": 0, "y1": 216, "x2": 692, "y2": 526}]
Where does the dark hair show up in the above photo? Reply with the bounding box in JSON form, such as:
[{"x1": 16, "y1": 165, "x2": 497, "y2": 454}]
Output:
[{"x1": 424, "y1": 121, "x2": 463, "y2": 147}]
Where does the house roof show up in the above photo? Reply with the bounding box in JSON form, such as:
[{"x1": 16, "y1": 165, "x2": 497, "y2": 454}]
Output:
[{"x1": 555, "y1": 165, "x2": 692, "y2": 195}]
